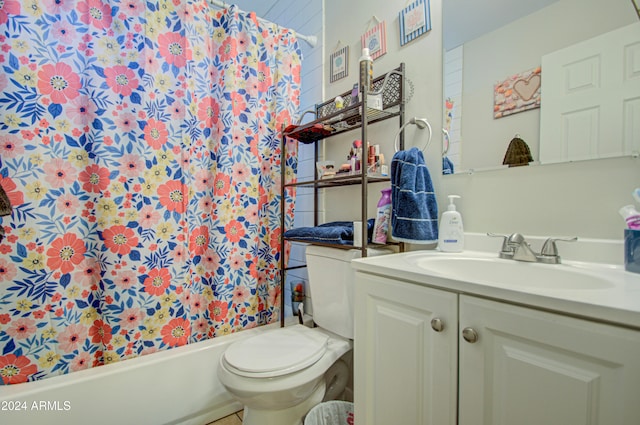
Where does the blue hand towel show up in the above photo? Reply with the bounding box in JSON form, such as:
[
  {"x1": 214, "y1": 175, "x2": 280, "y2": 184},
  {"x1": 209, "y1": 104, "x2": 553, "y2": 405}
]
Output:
[
  {"x1": 442, "y1": 156, "x2": 455, "y2": 175},
  {"x1": 390, "y1": 147, "x2": 438, "y2": 244},
  {"x1": 284, "y1": 220, "x2": 375, "y2": 245}
]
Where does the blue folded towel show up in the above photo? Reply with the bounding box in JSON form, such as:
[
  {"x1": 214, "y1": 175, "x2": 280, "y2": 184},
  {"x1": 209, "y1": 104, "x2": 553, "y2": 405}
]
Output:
[
  {"x1": 390, "y1": 147, "x2": 438, "y2": 244},
  {"x1": 442, "y1": 156, "x2": 455, "y2": 175},
  {"x1": 284, "y1": 220, "x2": 375, "y2": 245}
]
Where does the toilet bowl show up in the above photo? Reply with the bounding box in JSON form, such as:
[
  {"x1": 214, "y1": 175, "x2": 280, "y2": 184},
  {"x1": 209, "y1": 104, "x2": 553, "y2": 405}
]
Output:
[
  {"x1": 217, "y1": 246, "x2": 392, "y2": 425},
  {"x1": 217, "y1": 325, "x2": 351, "y2": 425}
]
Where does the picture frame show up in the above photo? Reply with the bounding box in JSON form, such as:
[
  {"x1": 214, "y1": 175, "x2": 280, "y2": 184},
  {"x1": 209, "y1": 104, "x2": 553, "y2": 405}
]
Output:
[
  {"x1": 493, "y1": 67, "x2": 542, "y2": 119},
  {"x1": 399, "y1": 0, "x2": 431, "y2": 46},
  {"x1": 330, "y1": 46, "x2": 349, "y2": 83},
  {"x1": 361, "y1": 21, "x2": 387, "y2": 60}
]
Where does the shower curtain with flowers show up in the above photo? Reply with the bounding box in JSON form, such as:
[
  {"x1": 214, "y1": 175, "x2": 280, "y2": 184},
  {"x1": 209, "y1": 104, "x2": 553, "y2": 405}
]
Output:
[{"x1": 0, "y1": 1, "x2": 301, "y2": 384}]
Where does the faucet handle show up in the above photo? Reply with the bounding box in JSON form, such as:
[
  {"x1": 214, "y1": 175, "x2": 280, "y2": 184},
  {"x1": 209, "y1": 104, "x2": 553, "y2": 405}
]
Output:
[
  {"x1": 487, "y1": 233, "x2": 514, "y2": 258},
  {"x1": 540, "y1": 237, "x2": 578, "y2": 257}
]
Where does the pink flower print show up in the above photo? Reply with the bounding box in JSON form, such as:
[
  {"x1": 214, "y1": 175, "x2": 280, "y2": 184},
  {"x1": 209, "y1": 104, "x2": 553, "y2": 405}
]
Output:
[
  {"x1": 193, "y1": 169, "x2": 212, "y2": 191},
  {"x1": 172, "y1": 245, "x2": 186, "y2": 264},
  {"x1": 120, "y1": 0, "x2": 143, "y2": 17},
  {"x1": 57, "y1": 193, "x2": 79, "y2": 214},
  {"x1": 231, "y1": 162, "x2": 250, "y2": 183},
  {"x1": 104, "y1": 65, "x2": 139, "y2": 97},
  {"x1": 43, "y1": 0, "x2": 75, "y2": 15},
  {"x1": 78, "y1": 0, "x2": 112, "y2": 30},
  {"x1": 201, "y1": 249, "x2": 220, "y2": 272},
  {"x1": 37, "y1": 62, "x2": 81, "y2": 104},
  {"x1": 230, "y1": 92, "x2": 246, "y2": 116},
  {"x1": 0, "y1": 135, "x2": 23, "y2": 158},
  {"x1": 79, "y1": 164, "x2": 110, "y2": 193},
  {"x1": 118, "y1": 153, "x2": 143, "y2": 178},
  {"x1": 143, "y1": 118, "x2": 168, "y2": 149},
  {"x1": 0, "y1": 176, "x2": 23, "y2": 208},
  {"x1": 70, "y1": 352, "x2": 91, "y2": 372},
  {"x1": 0, "y1": 73, "x2": 7, "y2": 92},
  {"x1": 116, "y1": 111, "x2": 137, "y2": 133},
  {"x1": 224, "y1": 220, "x2": 245, "y2": 243},
  {"x1": 257, "y1": 62, "x2": 272, "y2": 92},
  {"x1": 161, "y1": 318, "x2": 190, "y2": 347},
  {"x1": 88, "y1": 319, "x2": 112, "y2": 345},
  {"x1": 157, "y1": 180, "x2": 187, "y2": 213},
  {"x1": 58, "y1": 324, "x2": 88, "y2": 353},
  {"x1": 138, "y1": 205, "x2": 160, "y2": 229},
  {"x1": 0, "y1": 354, "x2": 38, "y2": 385},
  {"x1": 232, "y1": 285, "x2": 249, "y2": 304},
  {"x1": 143, "y1": 54, "x2": 159, "y2": 73},
  {"x1": 102, "y1": 225, "x2": 139, "y2": 255},
  {"x1": 169, "y1": 101, "x2": 184, "y2": 120},
  {"x1": 73, "y1": 258, "x2": 101, "y2": 288},
  {"x1": 158, "y1": 32, "x2": 192, "y2": 68},
  {"x1": 218, "y1": 37, "x2": 237, "y2": 62},
  {"x1": 0, "y1": 258, "x2": 17, "y2": 282},
  {"x1": 190, "y1": 293, "x2": 206, "y2": 314},
  {"x1": 228, "y1": 254, "x2": 244, "y2": 271},
  {"x1": 43, "y1": 158, "x2": 77, "y2": 188},
  {"x1": 7, "y1": 318, "x2": 37, "y2": 340},
  {"x1": 189, "y1": 226, "x2": 209, "y2": 255},
  {"x1": 0, "y1": 0, "x2": 20, "y2": 26},
  {"x1": 118, "y1": 307, "x2": 144, "y2": 330},
  {"x1": 113, "y1": 270, "x2": 137, "y2": 289},
  {"x1": 51, "y1": 21, "x2": 76, "y2": 44},
  {"x1": 143, "y1": 267, "x2": 171, "y2": 296},
  {"x1": 46, "y1": 232, "x2": 87, "y2": 274},
  {"x1": 197, "y1": 96, "x2": 219, "y2": 127},
  {"x1": 67, "y1": 96, "x2": 97, "y2": 126}
]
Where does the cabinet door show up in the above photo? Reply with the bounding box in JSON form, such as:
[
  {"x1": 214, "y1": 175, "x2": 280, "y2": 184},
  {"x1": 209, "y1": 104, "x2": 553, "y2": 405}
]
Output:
[
  {"x1": 459, "y1": 295, "x2": 640, "y2": 425},
  {"x1": 354, "y1": 272, "x2": 458, "y2": 425}
]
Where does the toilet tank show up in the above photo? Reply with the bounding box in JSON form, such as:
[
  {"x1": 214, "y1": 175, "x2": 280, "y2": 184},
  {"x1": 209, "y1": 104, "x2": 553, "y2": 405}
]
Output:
[{"x1": 305, "y1": 245, "x2": 393, "y2": 339}]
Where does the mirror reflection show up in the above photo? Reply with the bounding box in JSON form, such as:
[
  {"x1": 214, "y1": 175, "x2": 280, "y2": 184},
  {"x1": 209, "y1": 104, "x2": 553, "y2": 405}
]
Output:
[{"x1": 442, "y1": 0, "x2": 638, "y2": 175}]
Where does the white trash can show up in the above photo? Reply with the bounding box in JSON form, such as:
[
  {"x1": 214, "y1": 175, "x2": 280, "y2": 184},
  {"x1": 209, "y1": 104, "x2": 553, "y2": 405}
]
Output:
[{"x1": 304, "y1": 400, "x2": 354, "y2": 425}]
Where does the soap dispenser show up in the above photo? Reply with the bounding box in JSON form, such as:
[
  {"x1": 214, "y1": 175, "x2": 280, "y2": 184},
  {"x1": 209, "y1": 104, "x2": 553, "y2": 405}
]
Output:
[{"x1": 438, "y1": 195, "x2": 464, "y2": 252}]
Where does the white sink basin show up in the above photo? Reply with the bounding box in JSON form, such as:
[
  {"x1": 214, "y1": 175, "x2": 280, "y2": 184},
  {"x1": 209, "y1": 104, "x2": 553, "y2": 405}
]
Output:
[{"x1": 406, "y1": 254, "x2": 615, "y2": 290}]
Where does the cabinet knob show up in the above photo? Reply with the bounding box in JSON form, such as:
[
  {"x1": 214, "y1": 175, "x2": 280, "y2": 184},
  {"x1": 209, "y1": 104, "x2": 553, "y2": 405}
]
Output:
[
  {"x1": 430, "y1": 318, "x2": 444, "y2": 332},
  {"x1": 462, "y1": 327, "x2": 479, "y2": 343}
]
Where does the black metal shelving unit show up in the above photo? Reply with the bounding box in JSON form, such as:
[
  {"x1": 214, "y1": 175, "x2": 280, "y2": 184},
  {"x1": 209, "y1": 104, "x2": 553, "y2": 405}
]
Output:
[{"x1": 279, "y1": 63, "x2": 406, "y2": 326}]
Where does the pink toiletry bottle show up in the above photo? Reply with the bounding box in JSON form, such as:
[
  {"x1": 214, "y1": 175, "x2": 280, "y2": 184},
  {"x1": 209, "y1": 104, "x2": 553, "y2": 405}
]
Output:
[{"x1": 373, "y1": 188, "x2": 392, "y2": 244}]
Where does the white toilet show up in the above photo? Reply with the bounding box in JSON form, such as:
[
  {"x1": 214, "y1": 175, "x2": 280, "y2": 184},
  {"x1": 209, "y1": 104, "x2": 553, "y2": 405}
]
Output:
[{"x1": 217, "y1": 245, "x2": 387, "y2": 425}]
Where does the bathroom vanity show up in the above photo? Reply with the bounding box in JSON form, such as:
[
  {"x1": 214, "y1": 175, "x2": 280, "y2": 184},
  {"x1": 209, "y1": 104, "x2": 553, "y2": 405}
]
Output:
[{"x1": 351, "y1": 248, "x2": 640, "y2": 425}]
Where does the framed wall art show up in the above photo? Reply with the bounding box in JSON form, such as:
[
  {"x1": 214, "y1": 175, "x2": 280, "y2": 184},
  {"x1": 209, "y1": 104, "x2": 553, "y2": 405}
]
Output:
[
  {"x1": 399, "y1": 0, "x2": 431, "y2": 46},
  {"x1": 361, "y1": 19, "x2": 387, "y2": 60},
  {"x1": 330, "y1": 45, "x2": 349, "y2": 83},
  {"x1": 494, "y1": 67, "x2": 542, "y2": 119}
]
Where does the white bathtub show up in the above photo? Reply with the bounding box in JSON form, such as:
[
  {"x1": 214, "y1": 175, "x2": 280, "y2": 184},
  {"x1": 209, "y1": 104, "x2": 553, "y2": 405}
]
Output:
[{"x1": 0, "y1": 322, "x2": 283, "y2": 425}]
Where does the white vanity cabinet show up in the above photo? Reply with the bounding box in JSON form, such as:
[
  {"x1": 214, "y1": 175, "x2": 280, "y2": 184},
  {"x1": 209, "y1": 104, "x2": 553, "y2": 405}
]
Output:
[
  {"x1": 354, "y1": 272, "x2": 640, "y2": 425},
  {"x1": 459, "y1": 295, "x2": 640, "y2": 425},
  {"x1": 353, "y1": 272, "x2": 458, "y2": 425}
]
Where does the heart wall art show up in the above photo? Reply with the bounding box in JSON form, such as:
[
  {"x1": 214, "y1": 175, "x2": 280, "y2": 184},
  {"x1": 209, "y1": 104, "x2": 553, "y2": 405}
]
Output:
[{"x1": 494, "y1": 67, "x2": 542, "y2": 119}]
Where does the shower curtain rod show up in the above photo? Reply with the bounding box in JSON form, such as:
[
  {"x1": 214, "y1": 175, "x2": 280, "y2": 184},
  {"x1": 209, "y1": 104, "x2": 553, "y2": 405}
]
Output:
[{"x1": 208, "y1": 0, "x2": 318, "y2": 47}]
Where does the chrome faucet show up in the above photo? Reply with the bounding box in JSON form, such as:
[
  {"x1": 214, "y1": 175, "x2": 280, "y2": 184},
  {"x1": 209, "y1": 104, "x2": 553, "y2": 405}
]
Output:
[{"x1": 488, "y1": 233, "x2": 577, "y2": 264}]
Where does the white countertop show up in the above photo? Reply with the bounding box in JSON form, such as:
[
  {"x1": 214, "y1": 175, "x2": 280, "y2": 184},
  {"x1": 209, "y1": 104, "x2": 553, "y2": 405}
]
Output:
[{"x1": 352, "y1": 249, "x2": 640, "y2": 330}]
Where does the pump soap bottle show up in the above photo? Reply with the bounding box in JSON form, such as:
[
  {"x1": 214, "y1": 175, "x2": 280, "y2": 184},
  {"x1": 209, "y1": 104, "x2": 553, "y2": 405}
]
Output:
[{"x1": 438, "y1": 195, "x2": 464, "y2": 252}]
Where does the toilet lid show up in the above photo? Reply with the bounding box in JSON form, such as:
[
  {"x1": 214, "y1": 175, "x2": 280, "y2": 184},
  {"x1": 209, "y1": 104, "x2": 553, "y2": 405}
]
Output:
[{"x1": 222, "y1": 325, "x2": 329, "y2": 378}]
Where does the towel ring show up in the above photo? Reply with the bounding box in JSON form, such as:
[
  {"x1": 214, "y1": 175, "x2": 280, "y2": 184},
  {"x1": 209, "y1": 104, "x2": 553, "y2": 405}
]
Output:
[
  {"x1": 393, "y1": 117, "x2": 433, "y2": 153},
  {"x1": 442, "y1": 128, "x2": 450, "y2": 156}
]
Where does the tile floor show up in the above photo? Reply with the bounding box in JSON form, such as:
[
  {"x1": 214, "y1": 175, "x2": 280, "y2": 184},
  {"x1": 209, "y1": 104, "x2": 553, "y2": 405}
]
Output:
[{"x1": 207, "y1": 410, "x2": 243, "y2": 425}]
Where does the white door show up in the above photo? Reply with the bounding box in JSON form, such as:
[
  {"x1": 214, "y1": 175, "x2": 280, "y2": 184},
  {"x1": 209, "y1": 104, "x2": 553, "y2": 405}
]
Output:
[
  {"x1": 459, "y1": 295, "x2": 640, "y2": 425},
  {"x1": 354, "y1": 273, "x2": 458, "y2": 425},
  {"x1": 540, "y1": 22, "x2": 640, "y2": 164}
]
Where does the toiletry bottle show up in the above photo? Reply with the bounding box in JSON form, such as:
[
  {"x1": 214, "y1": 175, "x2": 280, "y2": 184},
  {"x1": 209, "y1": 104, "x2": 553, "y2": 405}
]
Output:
[
  {"x1": 438, "y1": 195, "x2": 464, "y2": 252},
  {"x1": 359, "y1": 48, "x2": 373, "y2": 95},
  {"x1": 373, "y1": 188, "x2": 392, "y2": 244}
]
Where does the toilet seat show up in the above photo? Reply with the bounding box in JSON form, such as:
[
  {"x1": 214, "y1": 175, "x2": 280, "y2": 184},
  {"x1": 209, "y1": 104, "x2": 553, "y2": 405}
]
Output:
[{"x1": 222, "y1": 325, "x2": 329, "y2": 378}]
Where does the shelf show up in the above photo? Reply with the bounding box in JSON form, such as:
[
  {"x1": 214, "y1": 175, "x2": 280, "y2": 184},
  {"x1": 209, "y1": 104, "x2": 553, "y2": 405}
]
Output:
[
  {"x1": 284, "y1": 65, "x2": 404, "y2": 144},
  {"x1": 283, "y1": 238, "x2": 401, "y2": 251},
  {"x1": 285, "y1": 173, "x2": 390, "y2": 189}
]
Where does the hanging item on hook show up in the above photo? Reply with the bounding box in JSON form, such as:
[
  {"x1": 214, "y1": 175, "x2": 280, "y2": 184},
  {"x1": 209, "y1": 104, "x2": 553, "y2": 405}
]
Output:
[{"x1": 502, "y1": 134, "x2": 533, "y2": 167}]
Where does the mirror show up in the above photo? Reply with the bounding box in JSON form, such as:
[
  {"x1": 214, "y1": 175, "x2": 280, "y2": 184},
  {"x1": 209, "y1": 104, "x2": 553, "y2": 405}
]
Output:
[{"x1": 442, "y1": 0, "x2": 638, "y2": 175}]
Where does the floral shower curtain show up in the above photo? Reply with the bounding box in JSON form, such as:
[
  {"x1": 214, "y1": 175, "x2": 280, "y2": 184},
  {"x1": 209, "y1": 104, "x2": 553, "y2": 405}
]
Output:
[{"x1": 0, "y1": 1, "x2": 300, "y2": 384}]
